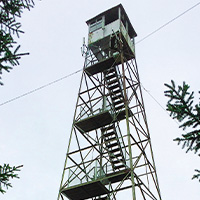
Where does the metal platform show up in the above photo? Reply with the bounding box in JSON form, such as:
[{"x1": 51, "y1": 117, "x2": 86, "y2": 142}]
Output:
[
  {"x1": 107, "y1": 169, "x2": 131, "y2": 184},
  {"x1": 85, "y1": 56, "x2": 117, "y2": 76},
  {"x1": 61, "y1": 170, "x2": 131, "y2": 200},
  {"x1": 75, "y1": 111, "x2": 113, "y2": 133},
  {"x1": 115, "y1": 109, "x2": 133, "y2": 121},
  {"x1": 61, "y1": 180, "x2": 110, "y2": 200}
]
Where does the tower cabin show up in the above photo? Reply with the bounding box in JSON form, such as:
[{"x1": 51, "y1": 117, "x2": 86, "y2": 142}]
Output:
[
  {"x1": 85, "y1": 4, "x2": 137, "y2": 76},
  {"x1": 75, "y1": 4, "x2": 136, "y2": 133}
]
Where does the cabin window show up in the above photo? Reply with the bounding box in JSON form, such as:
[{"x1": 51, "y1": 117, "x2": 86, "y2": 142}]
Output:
[
  {"x1": 105, "y1": 8, "x2": 118, "y2": 25},
  {"x1": 89, "y1": 17, "x2": 103, "y2": 33}
]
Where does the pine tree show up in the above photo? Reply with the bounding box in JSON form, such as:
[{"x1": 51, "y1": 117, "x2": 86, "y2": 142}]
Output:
[
  {"x1": 0, "y1": 164, "x2": 23, "y2": 194},
  {"x1": 0, "y1": 0, "x2": 35, "y2": 194},
  {"x1": 164, "y1": 80, "x2": 200, "y2": 182},
  {"x1": 0, "y1": 0, "x2": 35, "y2": 85}
]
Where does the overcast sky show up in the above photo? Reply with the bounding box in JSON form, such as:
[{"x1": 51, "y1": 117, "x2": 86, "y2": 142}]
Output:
[{"x1": 1, "y1": 0, "x2": 200, "y2": 200}]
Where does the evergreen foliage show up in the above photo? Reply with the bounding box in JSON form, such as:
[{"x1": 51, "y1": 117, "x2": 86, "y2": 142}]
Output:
[
  {"x1": 164, "y1": 80, "x2": 200, "y2": 182},
  {"x1": 0, "y1": 0, "x2": 34, "y2": 194},
  {"x1": 0, "y1": 164, "x2": 23, "y2": 194},
  {"x1": 0, "y1": 0, "x2": 35, "y2": 85}
]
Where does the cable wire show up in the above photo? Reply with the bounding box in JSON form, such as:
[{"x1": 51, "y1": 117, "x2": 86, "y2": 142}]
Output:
[
  {"x1": 136, "y1": 1, "x2": 200, "y2": 44},
  {"x1": 0, "y1": 69, "x2": 82, "y2": 107},
  {"x1": 1, "y1": 2, "x2": 200, "y2": 107}
]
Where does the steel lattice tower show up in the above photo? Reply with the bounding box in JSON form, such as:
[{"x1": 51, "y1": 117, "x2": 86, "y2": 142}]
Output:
[{"x1": 58, "y1": 4, "x2": 162, "y2": 200}]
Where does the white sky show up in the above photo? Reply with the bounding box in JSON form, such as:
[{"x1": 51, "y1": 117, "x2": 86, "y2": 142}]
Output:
[{"x1": 0, "y1": 0, "x2": 200, "y2": 199}]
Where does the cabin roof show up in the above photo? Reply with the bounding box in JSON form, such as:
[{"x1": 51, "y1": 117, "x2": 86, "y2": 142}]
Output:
[{"x1": 86, "y1": 4, "x2": 137, "y2": 37}]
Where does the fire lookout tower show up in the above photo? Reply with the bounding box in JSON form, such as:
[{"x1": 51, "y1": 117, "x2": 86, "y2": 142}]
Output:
[{"x1": 58, "y1": 4, "x2": 162, "y2": 200}]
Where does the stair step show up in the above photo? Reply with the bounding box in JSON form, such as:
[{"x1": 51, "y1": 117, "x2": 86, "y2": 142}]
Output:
[
  {"x1": 107, "y1": 67, "x2": 115, "y2": 74},
  {"x1": 114, "y1": 164, "x2": 125, "y2": 170},
  {"x1": 115, "y1": 105, "x2": 124, "y2": 111},
  {"x1": 111, "y1": 159, "x2": 124, "y2": 164},
  {"x1": 113, "y1": 100, "x2": 124, "y2": 106},
  {"x1": 108, "y1": 83, "x2": 119, "y2": 91},
  {"x1": 107, "y1": 142, "x2": 118, "y2": 149},
  {"x1": 109, "y1": 148, "x2": 120, "y2": 154},
  {"x1": 111, "y1": 89, "x2": 121, "y2": 95},
  {"x1": 104, "y1": 131, "x2": 115, "y2": 137},
  {"x1": 107, "y1": 79, "x2": 118, "y2": 86},
  {"x1": 110, "y1": 153, "x2": 122, "y2": 158},
  {"x1": 105, "y1": 137, "x2": 116, "y2": 143},
  {"x1": 101, "y1": 125, "x2": 114, "y2": 132},
  {"x1": 112, "y1": 94, "x2": 123, "y2": 100},
  {"x1": 105, "y1": 73, "x2": 116, "y2": 80}
]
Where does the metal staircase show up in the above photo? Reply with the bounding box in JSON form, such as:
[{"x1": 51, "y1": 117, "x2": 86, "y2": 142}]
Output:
[
  {"x1": 101, "y1": 124, "x2": 126, "y2": 171},
  {"x1": 101, "y1": 67, "x2": 128, "y2": 171}
]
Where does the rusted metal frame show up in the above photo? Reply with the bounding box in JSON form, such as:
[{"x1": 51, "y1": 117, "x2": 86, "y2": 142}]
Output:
[
  {"x1": 125, "y1": 76, "x2": 143, "y2": 108},
  {"x1": 123, "y1": 44, "x2": 140, "y2": 82},
  {"x1": 64, "y1": 154, "x2": 102, "y2": 172},
  {"x1": 128, "y1": 112, "x2": 149, "y2": 137},
  {"x1": 133, "y1": 59, "x2": 149, "y2": 129},
  {"x1": 128, "y1": 117, "x2": 148, "y2": 138},
  {"x1": 138, "y1": 170, "x2": 155, "y2": 178},
  {"x1": 122, "y1": 70, "x2": 145, "y2": 123},
  {"x1": 101, "y1": 140, "x2": 129, "y2": 169},
  {"x1": 65, "y1": 148, "x2": 94, "y2": 169},
  {"x1": 84, "y1": 131, "x2": 99, "y2": 145},
  {"x1": 63, "y1": 156, "x2": 88, "y2": 187},
  {"x1": 122, "y1": 138, "x2": 149, "y2": 150},
  {"x1": 76, "y1": 89, "x2": 104, "y2": 121},
  {"x1": 76, "y1": 104, "x2": 90, "y2": 120},
  {"x1": 79, "y1": 84, "x2": 104, "y2": 107},
  {"x1": 63, "y1": 151, "x2": 103, "y2": 188},
  {"x1": 107, "y1": 183, "x2": 117, "y2": 200},
  {"x1": 74, "y1": 130, "x2": 89, "y2": 182},
  {"x1": 133, "y1": 171, "x2": 148, "y2": 200},
  {"x1": 143, "y1": 158, "x2": 161, "y2": 197},
  {"x1": 86, "y1": 77, "x2": 104, "y2": 100},
  {"x1": 141, "y1": 186, "x2": 158, "y2": 200},
  {"x1": 101, "y1": 128, "x2": 129, "y2": 169},
  {"x1": 86, "y1": 72, "x2": 106, "y2": 99},
  {"x1": 62, "y1": 155, "x2": 100, "y2": 189},
  {"x1": 115, "y1": 121, "x2": 128, "y2": 156},
  {"x1": 78, "y1": 95, "x2": 93, "y2": 118},
  {"x1": 77, "y1": 95, "x2": 102, "y2": 112},
  {"x1": 60, "y1": 194, "x2": 65, "y2": 200},
  {"x1": 77, "y1": 96, "x2": 103, "y2": 119},
  {"x1": 134, "y1": 60, "x2": 162, "y2": 199},
  {"x1": 125, "y1": 76, "x2": 147, "y2": 123},
  {"x1": 125, "y1": 78, "x2": 144, "y2": 120},
  {"x1": 133, "y1": 175, "x2": 148, "y2": 200},
  {"x1": 92, "y1": 68, "x2": 103, "y2": 87},
  {"x1": 57, "y1": 67, "x2": 86, "y2": 200},
  {"x1": 83, "y1": 72, "x2": 94, "y2": 113},
  {"x1": 124, "y1": 59, "x2": 139, "y2": 85},
  {"x1": 95, "y1": 129, "x2": 102, "y2": 155},
  {"x1": 119, "y1": 32, "x2": 136, "y2": 200},
  {"x1": 125, "y1": 57, "x2": 140, "y2": 83},
  {"x1": 85, "y1": 48, "x2": 97, "y2": 67},
  {"x1": 110, "y1": 170, "x2": 132, "y2": 198},
  {"x1": 130, "y1": 98, "x2": 151, "y2": 188},
  {"x1": 132, "y1": 141, "x2": 148, "y2": 170},
  {"x1": 133, "y1": 173, "x2": 158, "y2": 200},
  {"x1": 79, "y1": 84, "x2": 102, "y2": 95},
  {"x1": 104, "y1": 70, "x2": 127, "y2": 118},
  {"x1": 129, "y1": 134, "x2": 156, "y2": 175},
  {"x1": 99, "y1": 75, "x2": 106, "y2": 175},
  {"x1": 127, "y1": 83, "x2": 142, "y2": 124},
  {"x1": 135, "y1": 127, "x2": 151, "y2": 189},
  {"x1": 129, "y1": 133, "x2": 153, "y2": 170},
  {"x1": 79, "y1": 131, "x2": 114, "y2": 167}
]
